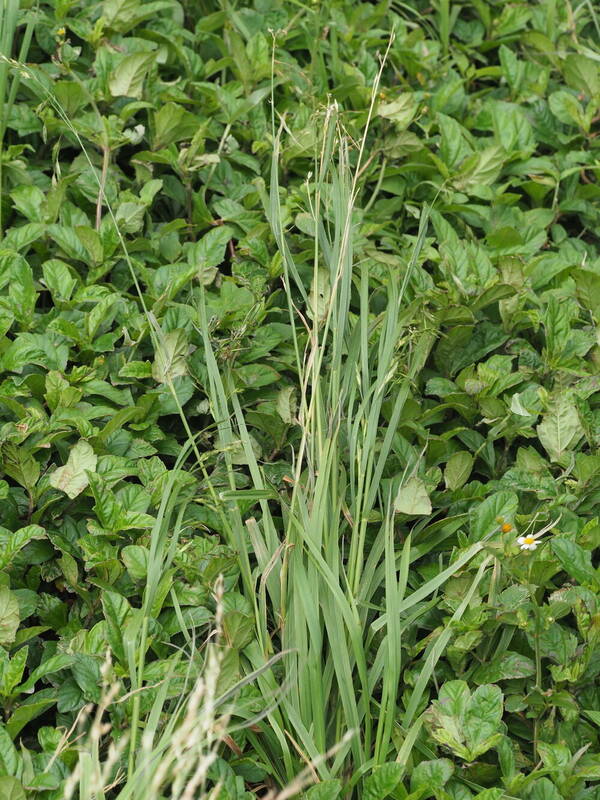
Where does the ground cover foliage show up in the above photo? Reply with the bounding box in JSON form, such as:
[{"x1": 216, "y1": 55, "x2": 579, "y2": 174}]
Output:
[{"x1": 1, "y1": 0, "x2": 600, "y2": 797}]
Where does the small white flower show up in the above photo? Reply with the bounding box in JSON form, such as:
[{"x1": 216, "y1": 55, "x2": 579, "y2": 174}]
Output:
[{"x1": 517, "y1": 535, "x2": 538, "y2": 551}]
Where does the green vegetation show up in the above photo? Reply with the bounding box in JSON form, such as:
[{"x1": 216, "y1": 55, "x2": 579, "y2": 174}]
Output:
[{"x1": 1, "y1": 0, "x2": 600, "y2": 797}]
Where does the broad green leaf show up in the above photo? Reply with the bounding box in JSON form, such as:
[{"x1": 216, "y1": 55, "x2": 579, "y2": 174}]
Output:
[
  {"x1": 276, "y1": 386, "x2": 297, "y2": 424},
  {"x1": 109, "y1": 52, "x2": 155, "y2": 98},
  {"x1": 472, "y1": 652, "x2": 535, "y2": 684},
  {"x1": 444, "y1": 451, "x2": 473, "y2": 491},
  {"x1": 437, "y1": 112, "x2": 472, "y2": 169},
  {"x1": 189, "y1": 225, "x2": 234, "y2": 281},
  {"x1": 47, "y1": 224, "x2": 89, "y2": 261},
  {"x1": 2, "y1": 332, "x2": 69, "y2": 372},
  {"x1": 0, "y1": 590, "x2": 19, "y2": 646},
  {"x1": 584, "y1": 709, "x2": 600, "y2": 728},
  {"x1": 103, "y1": 0, "x2": 174, "y2": 34},
  {"x1": 471, "y1": 491, "x2": 518, "y2": 541},
  {"x1": 463, "y1": 684, "x2": 503, "y2": 754},
  {"x1": 223, "y1": 609, "x2": 254, "y2": 649},
  {"x1": 49, "y1": 440, "x2": 98, "y2": 499},
  {"x1": 235, "y1": 363, "x2": 280, "y2": 388},
  {"x1": 548, "y1": 90, "x2": 586, "y2": 128},
  {"x1": 115, "y1": 200, "x2": 146, "y2": 233},
  {"x1": 152, "y1": 102, "x2": 201, "y2": 149},
  {"x1": 454, "y1": 146, "x2": 504, "y2": 192},
  {"x1": 499, "y1": 44, "x2": 523, "y2": 91},
  {"x1": 563, "y1": 54, "x2": 600, "y2": 99},
  {"x1": 552, "y1": 537, "x2": 599, "y2": 589},
  {"x1": 139, "y1": 179, "x2": 163, "y2": 205},
  {"x1": 304, "y1": 780, "x2": 342, "y2": 800},
  {"x1": 42, "y1": 259, "x2": 78, "y2": 302},
  {"x1": 101, "y1": 591, "x2": 130, "y2": 664},
  {"x1": 53, "y1": 80, "x2": 89, "y2": 117},
  {"x1": 438, "y1": 681, "x2": 470, "y2": 721},
  {"x1": 494, "y1": 4, "x2": 531, "y2": 36},
  {"x1": 71, "y1": 654, "x2": 102, "y2": 702},
  {"x1": 4, "y1": 253, "x2": 36, "y2": 325},
  {"x1": 246, "y1": 32, "x2": 271, "y2": 82},
  {"x1": 118, "y1": 360, "x2": 153, "y2": 378},
  {"x1": 25, "y1": 773, "x2": 61, "y2": 791},
  {"x1": 537, "y1": 398, "x2": 583, "y2": 462},
  {"x1": 122, "y1": 545, "x2": 149, "y2": 580},
  {"x1": 537, "y1": 742, "x2": 570, "y2": 774},
  {"x1": 3, "y1": 223, "x2": 45, "y2": 253},
  {"x1": 10, "y1": 185, "x2": 45, "y2": 222},
  {"x1": 5, "y1": 695, "x2": 56, "y2": 739},
  {"x1": 152, "y1": 329, "x2": 188, "y2": 383},
  {"x1": 1, "y1": 444, "x2": 40, "y2": 491},
  {"x1": 576, "y1": 753, "x2": 600, "y2": 779},
  {"x1": 410, "y1": 759, "x2": 454, "y2": 792},
  {"x1": 0, "y1": 647, "x2": 28, "y2": 697},
  {"x1": 543, "y1": 295, "x2": 572, "y2": 366},
  {"x1": 15, "y1": 653, "x2": 74, "y2": 695},
  {"x1": 437, "y1": 322, "x2": 508, "y2": 376},
  {"x1": 526, "y1": 778, "x2": 562, "y2": 800},
  {"x1": 76, "y1": 224, "x2": 104, "y2": 266},
  {"x1": 88, "y1": 473, "x2": 124, "y2": 530},
  {"x1": 45, "y1": 371, "x2": 82, "y2": 411},
  {"x1": 363, "y1": 763, "x2": 404, "y2": 800},
  {"x1": 0, "y1": 526, "x2": 45, "y2": 571},
  {"x1": 0, "y1": 723, "x2": 19, "y2": 774},
  {"x1": 159, "y1": 606, "x2": 212, "y2": 636},
  {"x1": 535, "y1": 623, "x2": 577, "y2": 665},
  {"x1": 57, "y1": 678, "x2": 84, "y2": 714},
  {"x1": 491, "y1": 101, "x2": 534, "y2": 154},
  {"x1": 0, "y1": 777, "x2": 25, "y2": 800}
]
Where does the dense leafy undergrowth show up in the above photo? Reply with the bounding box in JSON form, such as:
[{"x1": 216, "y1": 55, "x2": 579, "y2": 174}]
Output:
[{"x1": 1, "y1": 0, "x2": 600, "y2": 798}]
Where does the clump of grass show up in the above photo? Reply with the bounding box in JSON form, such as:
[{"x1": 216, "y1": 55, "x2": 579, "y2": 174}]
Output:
[{"x1": 192, "y1": 91, "x2": 493, "y2": 792}]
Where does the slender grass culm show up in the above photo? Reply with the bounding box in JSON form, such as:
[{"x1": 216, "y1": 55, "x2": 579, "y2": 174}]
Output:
[
  {"x1": 0, "y1": 0, "x2": 35, "y2": 238},
  {"x1": 0, "y1": 0, "x2": 19, "y2": 218}
]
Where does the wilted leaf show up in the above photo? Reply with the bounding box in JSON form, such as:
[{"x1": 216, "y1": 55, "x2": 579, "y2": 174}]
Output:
[
  {"x1": 109, "y1": 52, "x2": 155, "y2": 98},
  {"x1": 394, "y1": 477, "x2": 432, "y2": 516},
  {"x1": 152, "y1": 329, "x2": 189, "y2": 383},
  {"x1": 0, "y1": 588, "x2": 19, "y2": 646},
  {"x1": 377, "y1": 94, "x2": 417, "y2": 128},
  {"x1": 49, "y1": 440, "x2": 98, "y2": 499}
]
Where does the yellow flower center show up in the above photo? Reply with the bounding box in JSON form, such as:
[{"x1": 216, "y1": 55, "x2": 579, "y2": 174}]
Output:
[{"x1": 522, "y1": 536, "x2": 535, "y2": 545}]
